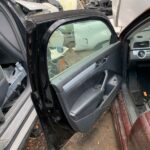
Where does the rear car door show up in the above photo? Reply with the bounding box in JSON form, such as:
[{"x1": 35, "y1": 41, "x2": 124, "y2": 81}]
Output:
[{"x1": 27, "y1": 9, "x2": 122, "y2": 146}]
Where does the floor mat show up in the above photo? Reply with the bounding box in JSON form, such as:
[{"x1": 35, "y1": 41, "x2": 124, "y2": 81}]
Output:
[{"x1": 132, "y1": 91, "x2": 145, "y2": 106}]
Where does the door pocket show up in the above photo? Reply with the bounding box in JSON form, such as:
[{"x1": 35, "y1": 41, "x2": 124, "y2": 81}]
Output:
[
  {"x1": 70, "y1": 70, "x2": 109, "y2": 120},
  {"x1": 70, "y1": 73, "x2": 121, "y2": 120}
]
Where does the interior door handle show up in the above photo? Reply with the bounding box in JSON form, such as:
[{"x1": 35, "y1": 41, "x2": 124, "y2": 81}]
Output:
[{"x1": 101, "y1": 70, "x2": 108, "y2": 92}]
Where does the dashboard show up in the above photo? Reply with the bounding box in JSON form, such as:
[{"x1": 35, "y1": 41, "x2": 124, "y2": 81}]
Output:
[{"x1": 129, "y1": 28, "x2": 150, "y2": 61}]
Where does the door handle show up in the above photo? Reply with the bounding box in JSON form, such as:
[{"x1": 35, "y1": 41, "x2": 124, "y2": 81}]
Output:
[{"x1": 101, "y1": 70, "x2": 108, "y2": 92}]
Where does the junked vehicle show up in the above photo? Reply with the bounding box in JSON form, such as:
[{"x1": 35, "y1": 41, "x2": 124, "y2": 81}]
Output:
[
  {"x1": 0, "y1": 0, "x2": 150, "y2": 150},
  {"x1": 27, "y1": 7, "x2": 150, "y2": 150}
]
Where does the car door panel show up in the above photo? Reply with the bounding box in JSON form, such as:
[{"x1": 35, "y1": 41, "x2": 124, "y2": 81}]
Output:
[
  {"x1": 27, "y1": 10, "x2": 122, "y2": 138},
  {"x1": 51, "y1": 42, "x2": 122, "y2": 131}
]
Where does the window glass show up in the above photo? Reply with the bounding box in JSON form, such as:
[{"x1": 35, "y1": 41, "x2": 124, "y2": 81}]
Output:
[{"x1": 47, "y1": 20, "x2": 112, "y2": 79}]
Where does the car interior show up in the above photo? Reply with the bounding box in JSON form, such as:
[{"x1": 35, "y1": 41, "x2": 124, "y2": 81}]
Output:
[
  {"x1": 45, "y1": 18, "x2": 150, "y2": 130},
  {"x1": 126, "y1": 21, "x2": 150, "y2": 118}
]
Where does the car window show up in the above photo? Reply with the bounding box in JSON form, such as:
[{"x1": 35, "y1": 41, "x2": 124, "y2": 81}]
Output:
[{"x1": 47, "y1": 20, "x2": 112, "y2": 79}]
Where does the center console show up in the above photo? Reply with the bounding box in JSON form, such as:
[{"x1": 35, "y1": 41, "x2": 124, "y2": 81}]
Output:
[{"x1": 130, "y1": 40, "x2": 150, "y2": 60}]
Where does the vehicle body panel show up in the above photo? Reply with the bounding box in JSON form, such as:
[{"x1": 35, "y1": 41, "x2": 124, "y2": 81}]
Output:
[
  {"x1": 129, "y1": 111, "x2": 150, "y2": 150},
  {"x1": 111, "y1": 93, "x2": 131, "y2": 150},
  {"x1": 26, "y1": 9, "x2": 123, "y2": 148}
]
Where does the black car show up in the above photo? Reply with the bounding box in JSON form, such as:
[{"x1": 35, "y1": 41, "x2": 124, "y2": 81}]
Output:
[
  {"x1": 0, "y1": 0, "x2": 150, "y2": 150},
  {"x1": 27, "y1": 7, "x2": 149, "y2": 150}
]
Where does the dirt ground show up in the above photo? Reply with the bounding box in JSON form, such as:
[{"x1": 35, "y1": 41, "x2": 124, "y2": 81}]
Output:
[
  {"x1": 24, "y1": 111, "x2": 120, "y2": 150},
  {"x1": 24, "y1": 122, "x2": 47, "y2": 150},
  {"x1": 62, "y1": 111, "x2": 120, "y2": 150}
]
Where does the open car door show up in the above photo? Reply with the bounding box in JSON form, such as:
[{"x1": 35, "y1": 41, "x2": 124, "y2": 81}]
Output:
[{"x1": 27, "y1": 10, "x2": 122, "y2": 148}]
